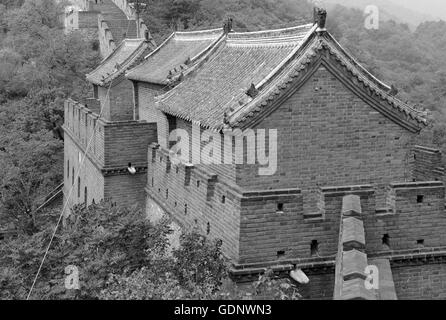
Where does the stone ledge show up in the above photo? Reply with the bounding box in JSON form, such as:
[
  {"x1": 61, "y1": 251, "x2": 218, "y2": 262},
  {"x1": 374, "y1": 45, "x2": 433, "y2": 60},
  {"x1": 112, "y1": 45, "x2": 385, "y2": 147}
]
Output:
[
  {"x1": 413, "y1": 145, "x2": 441, "y2": 154},
  {"x1": 389, "y1": 181, "x2": 444, "y2": 189}
]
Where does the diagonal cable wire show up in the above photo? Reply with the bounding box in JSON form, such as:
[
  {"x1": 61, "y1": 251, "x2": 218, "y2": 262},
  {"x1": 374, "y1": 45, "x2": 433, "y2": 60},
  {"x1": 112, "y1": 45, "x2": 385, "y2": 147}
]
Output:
[{"x1": 26, "y1": 79, "x2": 114, "y2": 300}]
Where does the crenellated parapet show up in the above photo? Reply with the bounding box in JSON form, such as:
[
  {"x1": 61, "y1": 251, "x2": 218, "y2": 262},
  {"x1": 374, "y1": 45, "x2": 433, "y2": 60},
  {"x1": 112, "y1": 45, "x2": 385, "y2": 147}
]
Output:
[
  {"x1": 98, "y1": 14, "x2": 116, "y2": 57},
  {"x1": 63, "y1": 99, "x2": 156, "y2": 173}
]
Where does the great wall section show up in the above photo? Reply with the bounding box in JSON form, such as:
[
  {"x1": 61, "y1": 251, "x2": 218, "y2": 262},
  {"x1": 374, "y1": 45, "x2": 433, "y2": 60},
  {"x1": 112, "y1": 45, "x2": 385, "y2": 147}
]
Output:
[
  {"x1": 61, "y1": 2, "x2": 446, "y2": 300},
  {"x1": 63, "y1": 0, "x2": 151, "y2": 57}
]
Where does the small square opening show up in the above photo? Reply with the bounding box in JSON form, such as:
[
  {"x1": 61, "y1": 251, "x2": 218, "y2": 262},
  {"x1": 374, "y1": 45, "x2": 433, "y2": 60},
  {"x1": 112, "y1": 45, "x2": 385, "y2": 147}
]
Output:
[
  {"x1": 277, "y1": 203, "x2": 284, "y2": 213},
  {"x1": 417, "y1": 195, "x2": 424, "y2": 203},
  {"x1": 417, "y1": 239, "x2": 425, "y2": 247},
  {"x1": 277, "y1": 250, "x2": 286, "y2": 258}
]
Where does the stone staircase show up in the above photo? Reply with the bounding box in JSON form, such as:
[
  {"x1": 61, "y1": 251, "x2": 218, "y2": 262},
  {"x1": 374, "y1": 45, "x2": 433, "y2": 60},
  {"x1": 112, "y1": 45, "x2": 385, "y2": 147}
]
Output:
[{"x1": 91, "y1": 0, "x2": 138, "y2": 45}]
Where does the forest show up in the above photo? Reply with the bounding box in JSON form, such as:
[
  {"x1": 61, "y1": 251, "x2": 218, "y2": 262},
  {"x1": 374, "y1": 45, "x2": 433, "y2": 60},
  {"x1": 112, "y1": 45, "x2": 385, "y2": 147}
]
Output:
[{"x1": 1, "y1": 0, "x2": 446, "y2": 299}]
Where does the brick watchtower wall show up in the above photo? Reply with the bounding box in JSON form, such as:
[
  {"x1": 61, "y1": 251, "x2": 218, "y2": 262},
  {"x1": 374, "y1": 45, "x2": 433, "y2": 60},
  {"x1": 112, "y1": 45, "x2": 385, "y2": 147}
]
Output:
[{"x1": 63, "y1": 99, "x2": 157, "y2": 215}]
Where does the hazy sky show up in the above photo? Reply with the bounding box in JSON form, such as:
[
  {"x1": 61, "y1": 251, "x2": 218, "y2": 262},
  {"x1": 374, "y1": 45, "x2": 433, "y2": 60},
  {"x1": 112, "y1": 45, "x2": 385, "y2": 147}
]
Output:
[{"x1": 390, "y1": 0, "x2": 446, "y2": 19}]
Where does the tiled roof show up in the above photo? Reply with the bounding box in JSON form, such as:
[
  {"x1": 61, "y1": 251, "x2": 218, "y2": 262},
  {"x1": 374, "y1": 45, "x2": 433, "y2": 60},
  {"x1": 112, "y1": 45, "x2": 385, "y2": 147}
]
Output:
[
  {"x1": 126, "y1": 28, "x2": 224, "y2": 85},
  {"x1": 158, "y1": 24, "x2": 316, "y2": 130},
  {"x1": 86, "y1": 38, "x2": 152, "y2": 86},
  {"x1": 158, "y1": 24, "x2": 427, "y2": 131},
  {"x1": 228, "y1": 33, "x2": 427, "y2": 130}
]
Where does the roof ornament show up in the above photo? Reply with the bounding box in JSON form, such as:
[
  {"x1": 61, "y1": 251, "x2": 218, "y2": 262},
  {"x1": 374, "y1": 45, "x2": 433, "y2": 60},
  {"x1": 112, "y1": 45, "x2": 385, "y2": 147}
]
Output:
[
  {"x1": 223, "y1": 111, "x2": 230, "y2": 125},
  {"x1": 389, "y1": 84, "x2": 398, "y2": 96},
  {"x1": 246, "y1": 83, "x2": 259, "y2": 98},
  {"x1": 313, "y1": 7, "x2": 327, "y2": 30},
  {"x1": 223, "y1": 18, "x2": 234, "y2": 34}
]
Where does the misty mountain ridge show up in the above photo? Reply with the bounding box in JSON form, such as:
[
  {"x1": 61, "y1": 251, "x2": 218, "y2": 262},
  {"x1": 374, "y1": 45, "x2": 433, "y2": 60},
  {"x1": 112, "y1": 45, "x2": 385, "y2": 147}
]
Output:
[{"x1": 321, "y1": 0, "x2": 442, "y2": 29}]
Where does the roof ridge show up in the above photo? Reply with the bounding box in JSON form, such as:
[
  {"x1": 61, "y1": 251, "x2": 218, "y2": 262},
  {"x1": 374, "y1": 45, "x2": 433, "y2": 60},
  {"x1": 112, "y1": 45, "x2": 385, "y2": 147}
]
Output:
[
  {"x1": 174, "y1": 27, "x2": 223, "y2": 35},
  {"x1": 174, "y1": 28, "x2": 224, "y2": 41},
  {"x1": 87, "y1": 39, "x2": 150, "y2": 86},
  {"x1": 228, "y1": 23, "x2": 314, "y2": 40}
]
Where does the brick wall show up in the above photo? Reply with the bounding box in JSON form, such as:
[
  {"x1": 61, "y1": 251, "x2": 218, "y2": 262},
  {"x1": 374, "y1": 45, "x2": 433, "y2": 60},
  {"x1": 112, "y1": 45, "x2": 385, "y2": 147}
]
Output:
[
  {"x1": 63, "y1": 98, "x2": 157, "y2": 211},
  {"x1": 237, "y1": 66, "x2": 418, "y2": 214},
  {"x1": 146, "y1": 144, "x2": 241, "y2": 261},
  {"x1": 175, "y1": 119, "x2": 237, "y2": 183},
  {"x1": 98, "y1": 80, "x2": 134, "y2": 122},
  {"x1": 103, "y1": 120, "x2": 157, "y2": 168},
  {"x1": 63, "y1": 135, "x2": 104, "y2": 212},
  {"x1": 363, "y1": 181, "x2": 446, "y2": 253},
  {"x1": 137, "y1": 82, "x2": 169, "y2": 147},
  {"x1": 412, "y1": 145, "x2": 444, "y2": 182},
  {"x1": 392, "y1": 263, "x2": 446, "y2": 299},
  {"x1": 105, "y1": 172, "x2": 147, "y2": 209}
]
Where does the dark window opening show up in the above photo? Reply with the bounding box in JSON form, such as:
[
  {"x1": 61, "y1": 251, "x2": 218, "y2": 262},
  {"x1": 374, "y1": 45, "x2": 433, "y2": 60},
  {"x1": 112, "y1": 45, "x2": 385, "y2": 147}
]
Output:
[
  {"x1": 206, "y1": 222, "x2": 210, "y2": 235},
  {"x1": 167, "y1": 115, "x2": 177, "y2": 149},
  {"x1": 277, "y1": 250, "x2": 286, "y2": 258},
  {"x1": 184, "y1": 204, "x2": 188, "y2": 215},
  {"x1": 277, "y1": 203, "x2": 284, "y2": 213},
  {"x1": 417, "y1": 239, "x2": 425, "y2": 246},
  {"x1": 197, "y1": 180, "x2": 200, "y2": 188},
  {"x1": 221, "y1": 195, "x2": 226, "y2": 204},
  {"x1": 176, "y1": 167, "x2": 179, "y2": 174},
  {"x1": 151, "y1": 177, "x2": 154, "y2": 187},
  {"x1": 72, "y1": 168, "x2": 75, "y2": 185},
  {"x1": 158, "y1": 188, "x2": 161, "y2": 193},
  {"x1": 166, "y1": 189, "x2": 169, "y2": 199},
  {"x1": 382, "y1": 234, "x2": 390, "y2": 247},
  {"x1": 417, "y1": 195, "x2": 424, "y2": 203},
  {"x1": 78, "y1": 177, "x2": 81, "y2": 198},
  {"x1": 67, "y1": 160, "x2": 70, "y2": 179},
  {"x1": 311, "y1": 240, "x2": 319, "y2": 256},
  {"x1": 84, "y1": 186, "x2": 88, "y2": 205},
  {"x1": 174, "y1": 202, "x2": 177, "y2": 207}
]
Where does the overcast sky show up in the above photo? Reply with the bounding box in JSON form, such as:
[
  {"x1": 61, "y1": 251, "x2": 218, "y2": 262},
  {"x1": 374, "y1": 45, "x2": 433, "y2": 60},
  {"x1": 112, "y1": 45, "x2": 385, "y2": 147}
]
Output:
[{"x1": 390, "y1": 0, "x2": 446, "y2": 19}]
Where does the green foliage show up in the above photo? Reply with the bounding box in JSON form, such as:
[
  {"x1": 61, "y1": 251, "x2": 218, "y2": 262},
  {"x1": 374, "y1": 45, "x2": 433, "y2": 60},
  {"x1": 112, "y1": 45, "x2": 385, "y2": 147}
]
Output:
[
  {"x1": 0, "y1": 0, "x2": 100, "y2": 232},
  {"x1": 0, "y1": 201, "x2": 171, "y2": 299},
  {"x1": 140, "y1": 0, "x2": 312, "y2": 43},
  {"x1": 1, "y1": 200, "x2": 299, "y2": 300}
]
